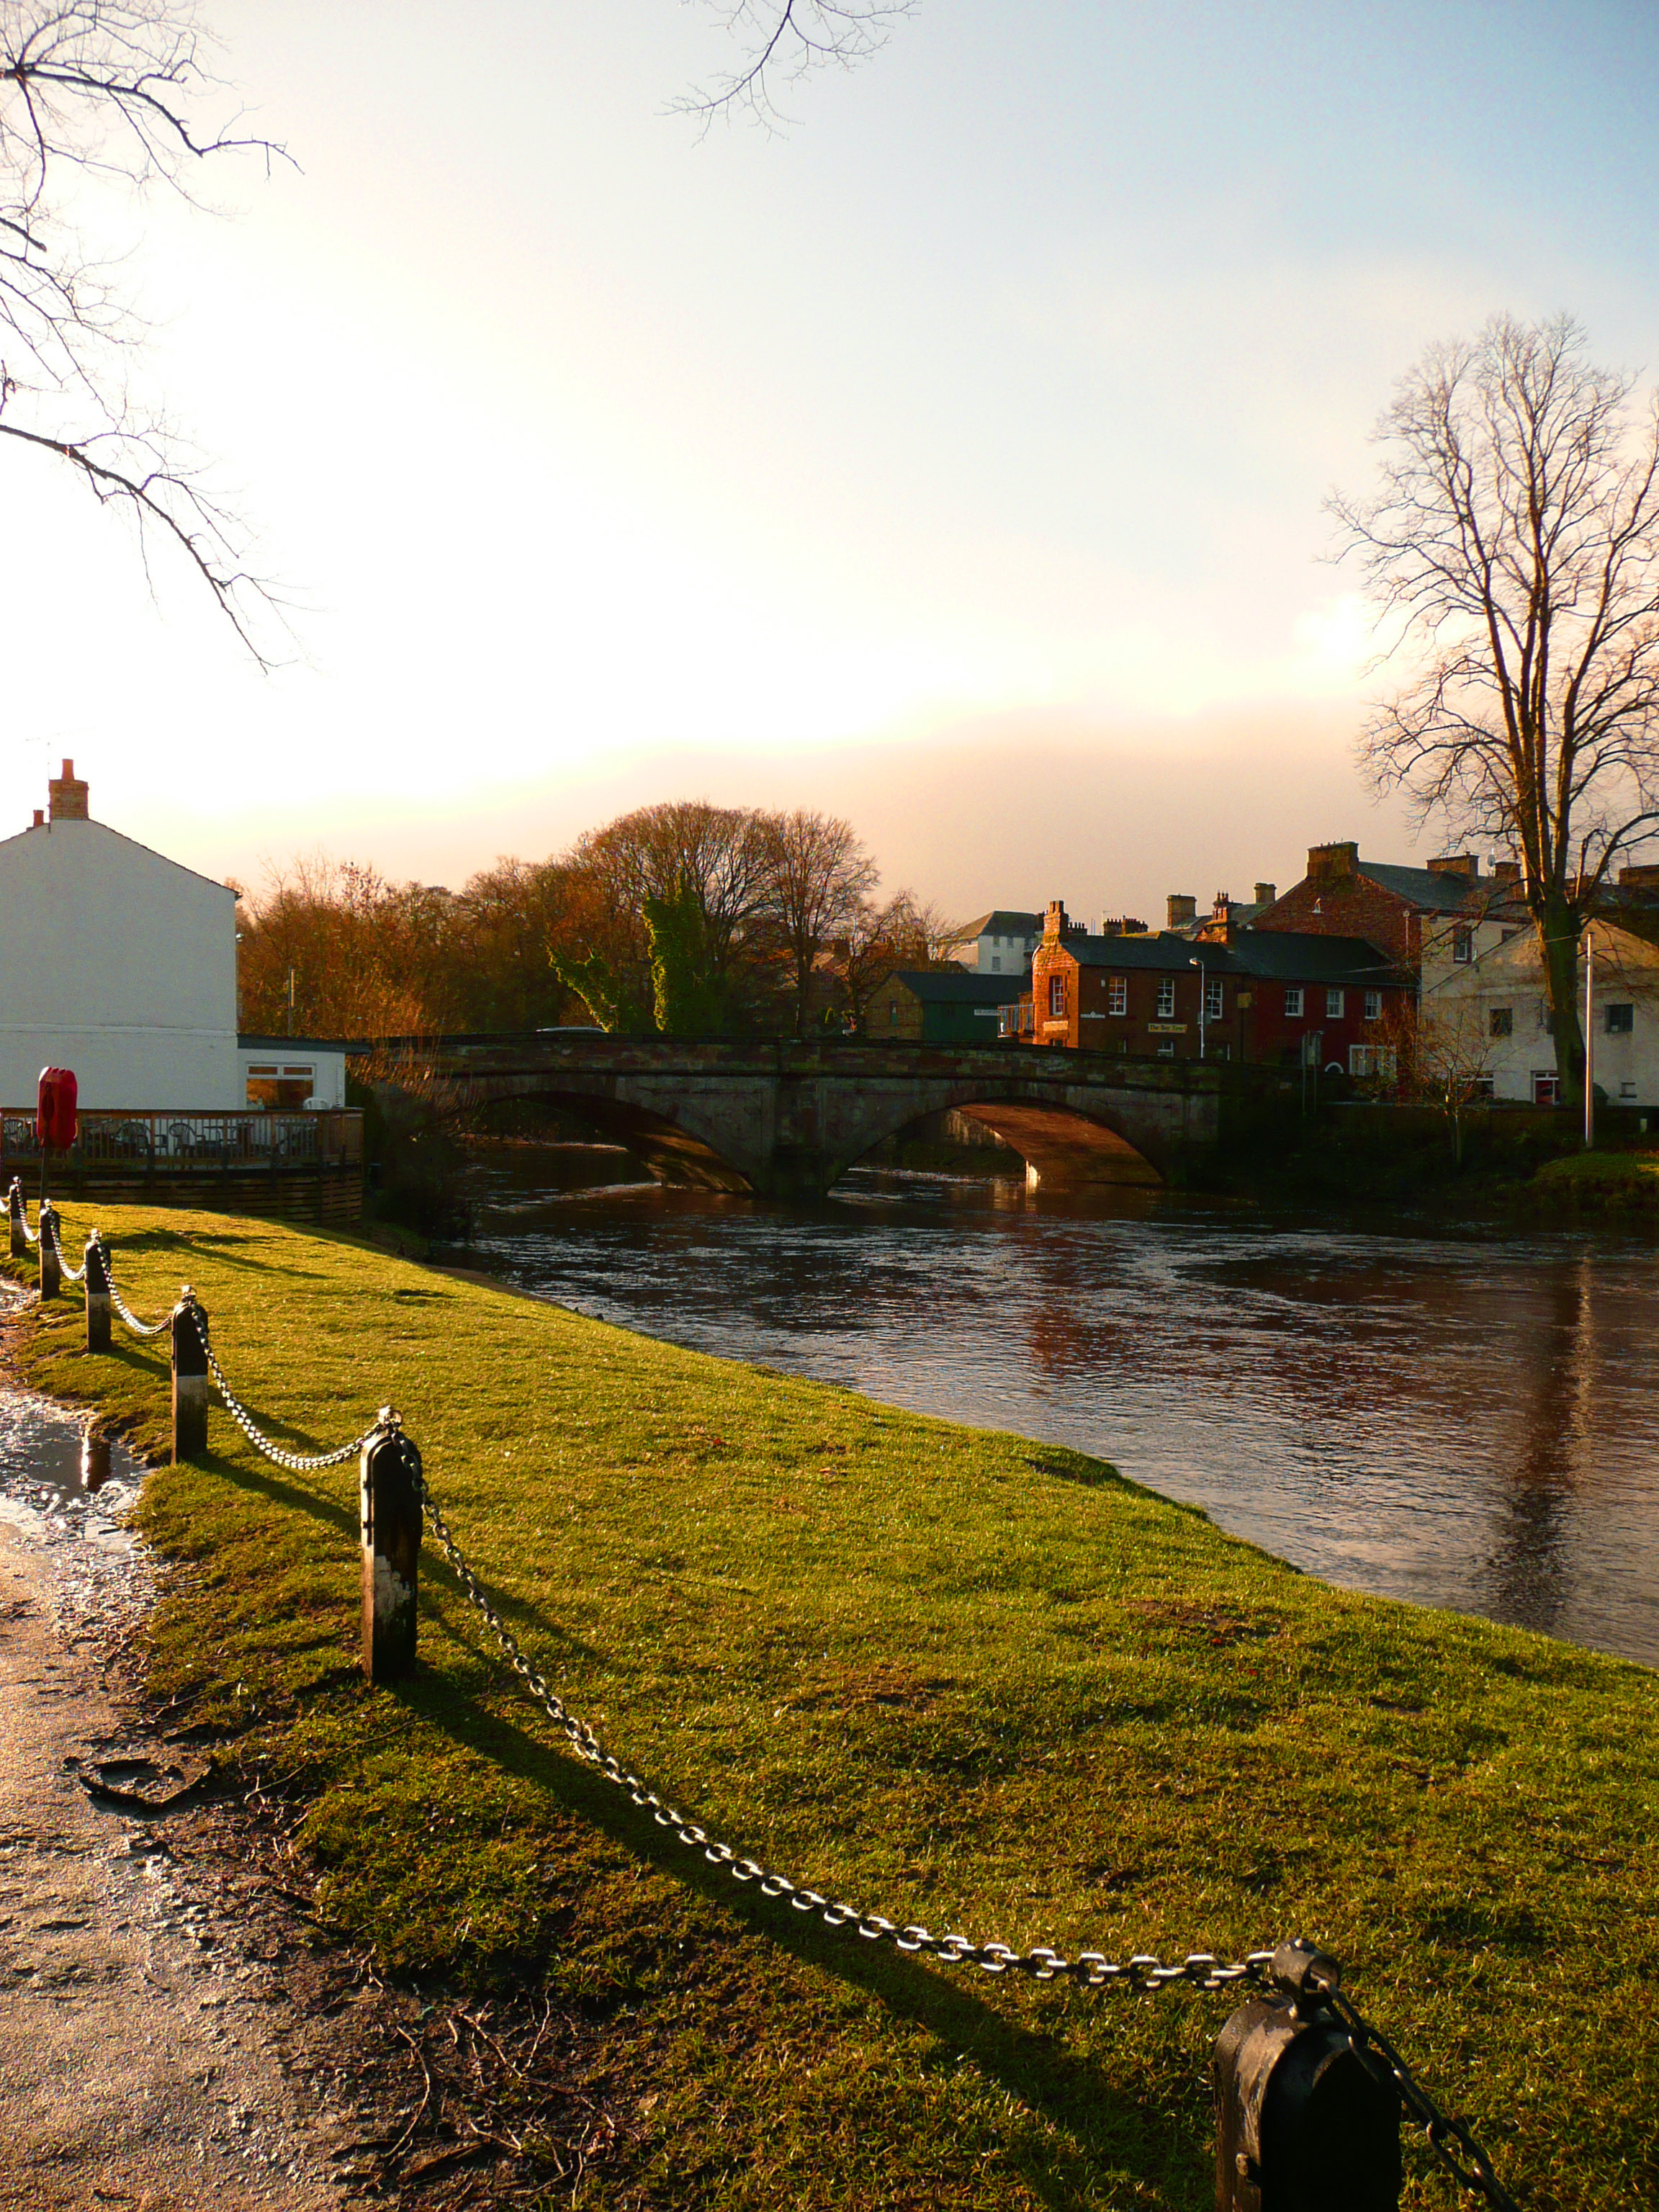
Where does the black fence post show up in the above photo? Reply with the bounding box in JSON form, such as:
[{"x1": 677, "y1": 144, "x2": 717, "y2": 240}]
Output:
[
  {"x1": 360, "y1": 1408, "x2": 421, "y2": 1683},
  {"x1": 37, "y1": 1199, "x2": 59, "y2": 1301},
  {"x1": 1213, "y1": 1941, "x2": 1401, "y2": 2210},
  {"x1": 8, "y1": 1178, "x2": 26, "y2": 1259},
  {"x1": 171, "y1": 1290, "x2": 210, "y2": 1464},
  {"x1": 84, "y1": 1234, "x2": 110, "y2": 1354}
]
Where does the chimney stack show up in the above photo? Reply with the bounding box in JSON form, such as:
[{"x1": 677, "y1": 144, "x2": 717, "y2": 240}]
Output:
[
  {"x1": 1254, "y1": 882, "x2": 1277, "y2": 906},
  {"x1": 1167, "y1": 894, "x2": 1197, "y2": 929},
  {"x1": 30, "y1": 809, "x2": 43, "y2": 828},
  {"x1": 48, "y1": 758, "x2": 88, "y2": 822}
]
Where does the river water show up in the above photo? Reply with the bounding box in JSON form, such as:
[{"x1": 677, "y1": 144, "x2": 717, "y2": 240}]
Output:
[{"x1": 458, "y1": 1145, "x2": 1659, "y2": 1669}]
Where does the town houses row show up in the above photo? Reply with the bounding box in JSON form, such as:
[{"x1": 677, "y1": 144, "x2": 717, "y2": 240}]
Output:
[{"x1": 869, "y1": 839, "x2": 1659, "y2": 1107}]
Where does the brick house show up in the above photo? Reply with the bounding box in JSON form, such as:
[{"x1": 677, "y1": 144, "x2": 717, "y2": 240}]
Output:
[
  {"x1": 1252, "y1": 842, "x2": 1520, "y2": 971},
  {"x1": 1019, "y1": 902, "x2": 1406, "y2": 1069}
]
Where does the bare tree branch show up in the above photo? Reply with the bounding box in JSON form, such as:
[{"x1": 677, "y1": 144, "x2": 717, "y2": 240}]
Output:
[
  {"x1": 0, "y1": 2, "x2": 289, "y2": 656},
  {"x1": 673, "y1": 0, "x2": 916, "y2": 130}
]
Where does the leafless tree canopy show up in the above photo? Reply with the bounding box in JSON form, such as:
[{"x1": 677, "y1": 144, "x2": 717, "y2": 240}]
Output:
[
  {"x1": 1331, "y1": 313, "x2": 1659, "y2": 1092},
  {"x1": 675, "y1": 0, "x2": 916, "y2": 127},
  {"x1": 0, "y1": 1, "x2": 284, "y2": 655}
]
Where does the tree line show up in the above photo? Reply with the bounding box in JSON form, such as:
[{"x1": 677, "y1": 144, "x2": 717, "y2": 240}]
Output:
[{"x1": 233, "y1": 802, "x2": 958, "y2": 1042}]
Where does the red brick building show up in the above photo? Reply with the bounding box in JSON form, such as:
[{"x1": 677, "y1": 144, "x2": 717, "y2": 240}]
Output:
[
  {"x1": 1252, "y1": 842, "x2": 1521, "y2": 969},
  {"x1": 1021, "y1": 902, "x2": 1407, "y2": 1070}
]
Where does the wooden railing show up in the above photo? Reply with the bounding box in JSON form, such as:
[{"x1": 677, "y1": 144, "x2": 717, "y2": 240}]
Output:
[{"x1": 1, "y1": 1107, "x2": 363, "y2": 1171}]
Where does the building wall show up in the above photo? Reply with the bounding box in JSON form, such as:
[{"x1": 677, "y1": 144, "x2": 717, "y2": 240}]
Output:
[
  {"x1": 1422, "y1": 918, "x2": 1659, "y2": 1105},
  {"x1": 0, "y1": 817, "x2": 240, "y2": 1109},
  {"x1": 237, "y1": 1044, "x2": 350, "y2": 1109},
  {"x1": 1032, "y1": 942, "x2": 1403, "y2": 1066}
]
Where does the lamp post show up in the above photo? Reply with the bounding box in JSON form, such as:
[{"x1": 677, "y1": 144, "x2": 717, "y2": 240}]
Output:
[
  {"x1": 1583, "y1": 921, "x2": 1596, "y2": 1149},
  {"x1": 1190, "y1": 956, "x2": 1207, "y2": 1059}
]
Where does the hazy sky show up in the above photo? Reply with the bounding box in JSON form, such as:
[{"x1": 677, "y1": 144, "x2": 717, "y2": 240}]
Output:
[{"x1": 4, "y1": 0, "x2": 1658, "y2": 922}]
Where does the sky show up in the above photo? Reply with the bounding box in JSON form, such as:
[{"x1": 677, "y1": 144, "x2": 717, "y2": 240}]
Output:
[{"x1": 4, "y1": 0, "x2": 1659, "y2": 924}]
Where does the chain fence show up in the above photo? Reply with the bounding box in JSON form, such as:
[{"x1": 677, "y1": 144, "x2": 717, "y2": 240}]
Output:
[
  {"x1": 9, "y1": 1177, "x2": 37, "y2": 1244},
  {"x1": 42, "y1": 1209, "x2": 86, "y2": 1282},
  {"x1": 20, "y1": 1204, "x2": 1525, "y2": 2204}
]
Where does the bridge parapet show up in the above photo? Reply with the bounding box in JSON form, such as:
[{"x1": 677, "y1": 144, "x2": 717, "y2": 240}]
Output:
[{"x1": 369, "y1": 1035, "x2": 1282, "y2": 1199}]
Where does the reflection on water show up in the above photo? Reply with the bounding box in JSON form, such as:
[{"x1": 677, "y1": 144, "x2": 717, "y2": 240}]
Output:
[{"x1": 459, "y1": 1146, "x2": 1659, "y2": 1668}]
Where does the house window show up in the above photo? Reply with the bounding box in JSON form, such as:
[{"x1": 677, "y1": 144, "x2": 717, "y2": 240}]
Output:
[
  {"x1": 1205, "y1": 977, "x2": 1224, "y2": 1020},
  {"x1": 1606, "y1": 1002, "x2": 1635, "y2": 1033},
  {"x1": 1349, "y1": 1045, "x2": 1375, "y2": 1077},
  {"x1": 1156, "y1": 977, "x2": 1176, "y2": 1017},
  {"x1": 1107, "y1": 975, "x2": 1128, "y2": 1016},
  {"x1": 1156, "y1": 1040, "x2": 1176, "y2": 1057},
  {"x1": 991, "y1": 956, "x2": 1001, "y2": 973},
  {"x1": 1622, "y1": 1080, "x2": 1638, "y2": 1099},
  {"x1": 1284, "y1": 986, "x2": 1303, "y2": 1018},
  {"x1": 1452, "y1": 928, "x2": 1473, "y2": 963},
  {"x1": 1364, "y1": 989, "x2": 1382, "y2": 1020},
  {"x1": 1473, "y1": 1076, "x2": 1495, "y2": 1100},
  {"x1": 1048, "y1": 974, "x2": 1066, "y2": 1018},
  {"x1": 1326, "y1": 989, "x2": 1345, "y2": 1019},
  {"x1": 1490, "y1": 1007, "x2": 1513, "y2": 1038},
  {"x1": 1534, "y1": 1071, "x2": 1560, "y2": 1105}
]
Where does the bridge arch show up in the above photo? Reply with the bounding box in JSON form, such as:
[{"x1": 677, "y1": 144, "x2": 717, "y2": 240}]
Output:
[
  {"x1": 386, "y1": 1078, "x2": 757, "y2": 1193},
  {"x1": 830, "y1": 1084, "x2": 1164, "y2": 1192}
]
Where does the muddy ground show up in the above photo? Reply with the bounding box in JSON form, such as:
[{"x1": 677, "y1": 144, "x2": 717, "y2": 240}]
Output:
[{"x1": 0, "y1": 1361, "x2": 628, "y2": 2212}]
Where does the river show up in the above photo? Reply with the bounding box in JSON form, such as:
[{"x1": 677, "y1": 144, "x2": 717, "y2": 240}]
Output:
[{"x1": 456, "y1": 1143, "x2": 1659, "y2": 1670}]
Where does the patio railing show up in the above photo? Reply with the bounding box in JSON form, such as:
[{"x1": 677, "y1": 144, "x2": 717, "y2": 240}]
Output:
[{"x1": 1, "y1": 1107, "x2": 363, "y2": 1172}]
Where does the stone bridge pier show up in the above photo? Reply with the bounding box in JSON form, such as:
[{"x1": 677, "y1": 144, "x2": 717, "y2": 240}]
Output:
[{"x1": 384, "y1": 1038, "x2": 1273, "y2": 1199}]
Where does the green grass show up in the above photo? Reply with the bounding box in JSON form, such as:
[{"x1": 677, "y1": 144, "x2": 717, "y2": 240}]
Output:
[
  {"x1": 11, "y1": 1203, "x2": 1658, "y2": 2208},
  {"x1": 1532, "y1": 1148, "x2": 1659, "y2": 1199}
]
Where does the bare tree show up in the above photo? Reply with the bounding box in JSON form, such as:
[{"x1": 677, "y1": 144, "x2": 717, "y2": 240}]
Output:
[
  {"x1": 675, "y1": 0, "x2": 916, "y2": 128},
  {"x1": 757, "y1": 805, "x2": 878, "y2": 1033},
  {"x1": 1331, "y1": 314, "x2": 1659, "y2": 1102},
  {"x1": 832, "y1": 889, "x2": 952, "y2": 1030},
  {"x1": 0, "y1": 1, "x2": 284, "y2": 655}
]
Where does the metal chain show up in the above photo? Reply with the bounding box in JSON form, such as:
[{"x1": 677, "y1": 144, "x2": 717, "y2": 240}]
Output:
[
  {"x1": 94, "y1": 1236, "x2": 173, "y2": 1338},
  {"x1": 190, "y1": 1300, "x2": 374, "y2": 1472},
  {"x1": 410, "y1": 1444, "x2": 1275, "y2": 1994},
  {"x1": 42, "y1": 1211, "x2": 86, "y2": 1282},
  {"x1": 9, "y1": 1180, "x2": 37, "y2": 1245},
  {"x1": 1331, "y1": 1990, "x2": 1521, "y2": 2211}
]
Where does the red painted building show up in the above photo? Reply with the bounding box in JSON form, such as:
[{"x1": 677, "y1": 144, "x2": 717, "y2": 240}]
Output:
[
  {"x1": 1251, "y1": 842, "x2": 1521, "y2": 970},
  {"x1": 1019, "y1": 903, "x2": 1408, "y2": 1071}
]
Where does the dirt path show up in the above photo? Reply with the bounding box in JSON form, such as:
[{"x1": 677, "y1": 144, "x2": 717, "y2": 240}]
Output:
[{"x1": 0, "y1": 1513, "x2": 353, "y2": 2210}]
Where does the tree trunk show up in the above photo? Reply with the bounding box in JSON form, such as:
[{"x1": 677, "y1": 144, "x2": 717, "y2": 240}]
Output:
[{"x1": 1537, "y1": 901, "x2": 1586, "y2": 1104}]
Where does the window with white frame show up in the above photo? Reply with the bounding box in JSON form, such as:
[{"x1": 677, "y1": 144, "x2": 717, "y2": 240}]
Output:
[
  {"x1": 1205, "y1": 976, "x2": 1224, "y2": 1020},
  {"x1": 1156, "y1": 1039, "x2": 1176, "y2": 1057},
  {"x1": 1156, "y1": 976, "x2": 1176, "y2": 1017},
  {"x1": 1107, "y1": 974, "x2": 1128, "y2": 1016},
  {"x1": 1364, "y1": 989, "x2": 1382, "y2": 1020},
  {"x1": 1048, "y1": 974, "x2": 1066, "y2": 1018},
  {"x1": 1326, "y1": 988, "x2": 1345, "y2": 1018},
  {"x1": 1452, "y1": 928, "x2": 1473, "y2": 963},
  {"x1": 1285, "y1": 986, "x2": 1304, "y2": 1017}
]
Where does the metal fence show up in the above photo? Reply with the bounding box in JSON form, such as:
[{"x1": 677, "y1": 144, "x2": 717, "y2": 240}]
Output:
[{"x1": 1, "y1": 1107, "x2": 362, "y2": 1172}]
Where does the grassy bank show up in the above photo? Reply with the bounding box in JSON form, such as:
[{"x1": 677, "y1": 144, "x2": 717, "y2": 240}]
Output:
[{"x1": 11, "y1": 1204, "x2": 1657, "y2": 2208}]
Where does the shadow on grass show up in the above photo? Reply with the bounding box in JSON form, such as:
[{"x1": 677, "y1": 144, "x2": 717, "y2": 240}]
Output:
[{"x1": 403, "y1": 1668, "x2": 1205, "y2": 2198}]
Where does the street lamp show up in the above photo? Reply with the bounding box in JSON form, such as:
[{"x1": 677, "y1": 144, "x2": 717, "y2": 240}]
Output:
[{"x1": 1190, "y1": 956, "x2": 1206, "y2": 1059}]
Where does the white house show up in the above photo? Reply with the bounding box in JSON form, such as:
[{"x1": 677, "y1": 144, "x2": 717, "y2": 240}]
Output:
[
  {"x1": 950, "y1": 909, "x2": 1042, "y2": 976},
  {"x1": 1421, "y1": 900, "x2": 1659, "y2": 1107},
  {"x1": 0, "y1": 762, "x2": 242, "y2": 1111}
]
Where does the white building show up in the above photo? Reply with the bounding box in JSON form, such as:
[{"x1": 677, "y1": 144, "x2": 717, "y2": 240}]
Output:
[
  {"x1": 950, "y1": 909, "x2": 1042, "y2": 976},
  {"x1": 0, "y1": 762, "x2": 242, "y2": 1111},
  {"x1": 1421, "y1": 902, "x2": 1659, "y2": 1107}
]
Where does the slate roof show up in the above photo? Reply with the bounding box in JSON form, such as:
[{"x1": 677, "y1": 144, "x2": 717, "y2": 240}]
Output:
[
  {"x1": 886, "y1": 968, "x2": 1028, "y2": 1002},
  {"x1": 1058, "y1": 931, "x2": 1400, "y2": 984},
  {"x1": 956, "y1": 909, "x2": 1042, "y2": 939}
]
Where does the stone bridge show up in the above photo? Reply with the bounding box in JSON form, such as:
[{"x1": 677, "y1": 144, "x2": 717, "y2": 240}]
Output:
[{"x1": 382, "y1": 1036, "x2": 1282, "y2": 1199}]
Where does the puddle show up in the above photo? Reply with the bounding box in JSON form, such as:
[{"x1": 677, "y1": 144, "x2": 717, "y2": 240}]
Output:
[{"x1": 0, "y1": 1380, "x2": 144, "y2": 1558}]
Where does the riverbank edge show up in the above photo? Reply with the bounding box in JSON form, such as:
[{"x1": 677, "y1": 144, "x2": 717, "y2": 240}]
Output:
[{"x1": 4, "y1": 1203, "x2": 1655, "y2": 2208}]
